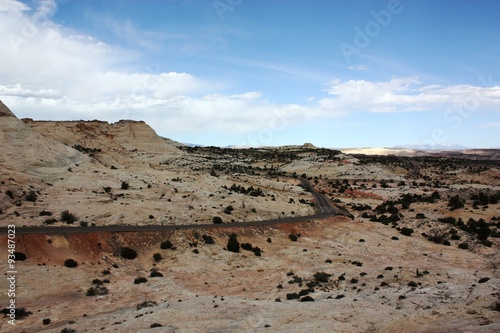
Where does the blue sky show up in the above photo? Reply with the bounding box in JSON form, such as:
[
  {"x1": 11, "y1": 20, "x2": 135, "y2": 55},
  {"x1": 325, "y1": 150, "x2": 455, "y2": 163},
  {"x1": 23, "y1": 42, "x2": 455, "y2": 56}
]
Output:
[{"x1": 1, "y1": 0, "x2": 499, "y2": 148}]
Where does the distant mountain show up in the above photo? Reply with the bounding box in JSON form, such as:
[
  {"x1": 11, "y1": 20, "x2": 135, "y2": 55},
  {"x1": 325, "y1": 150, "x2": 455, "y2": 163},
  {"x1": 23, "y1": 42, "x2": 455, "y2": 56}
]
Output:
[{"x1": 393, "y1": 143, "x2": 470, "y2": 150}]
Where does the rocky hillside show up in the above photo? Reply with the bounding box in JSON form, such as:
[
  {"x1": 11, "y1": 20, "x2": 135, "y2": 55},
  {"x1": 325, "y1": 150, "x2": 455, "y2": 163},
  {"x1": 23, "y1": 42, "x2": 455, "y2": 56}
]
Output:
[
  {"x1": 0, "y1": 101, "x2": 499, "y2": 332},
  {"x1": 0, "y1": 101, "x2": 84, "y2": 175}
]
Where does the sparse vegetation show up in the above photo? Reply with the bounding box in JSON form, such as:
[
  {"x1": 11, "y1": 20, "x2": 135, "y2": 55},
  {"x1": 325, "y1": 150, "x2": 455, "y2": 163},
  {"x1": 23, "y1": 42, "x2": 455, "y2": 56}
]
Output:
[
  {"x1": 134, "y1": 277, "x2": 148, "y2": 284},
  {"x1": 64, "y1": 259, "x2": 78, "y2": 268},
  {"x1": 60, "y1": 210, "x2": 77, "y2": 224},
  {"x1": 226, "y1": 233, "x2": 240, "y2": 253},
  {"x1": 120, "y1": 247, "x2": 138, "y2": 260},
  {"x1": 212, "y1": 216, "x2": 223, "y2": 224},
  {"x1": 14, "y1": 252, "x2": 27, "y2": 261},
  {"x1": 202, "y1": 234, "x2": 216, "y2": 244},
  {"x1": 160, "y1": 240, "x2": 173, "y2": 249}
]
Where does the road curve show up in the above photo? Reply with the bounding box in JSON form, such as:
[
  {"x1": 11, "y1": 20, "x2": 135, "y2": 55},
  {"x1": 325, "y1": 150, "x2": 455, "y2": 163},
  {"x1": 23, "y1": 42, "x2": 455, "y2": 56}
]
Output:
[{"x1": 0, "y1": 179, "x2": 349, "y2": 235}]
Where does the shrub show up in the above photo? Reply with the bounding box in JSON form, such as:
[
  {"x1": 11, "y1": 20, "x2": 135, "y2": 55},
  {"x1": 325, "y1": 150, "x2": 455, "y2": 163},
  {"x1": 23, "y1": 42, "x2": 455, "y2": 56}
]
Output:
[
  {"x1": 300, "y1": 296, "x2": 315, "y2": 302},
  {"x1": 227, "y1": 233, "x2": 240, "y2": 253},
  {"x1": 400, "y1": 227, "x2": 414, "y2": 237},
  {"x1": 458, "y1": 242, "x2": 469, "y2": 250},
  {"x1": 40, "y1": 210, "x2": 52, "y2": 216},
  {"x1": 448, "y1": 195, "x2": 464, "y2": 211},
  {"x1": 120, "y1": 247, "x2": 137, "y2": 260},
  {"x1": 61, "y1": 328, "x2": 76, "y2": 333},
  {"x1": 92, "y1": 279, "x2": 103, "y2": 285},
  {"x1": 286, "y1": 292, "x2": 300, "y2": 300},
  {"x1": 86, "y1": 286, "x2": 108, "y2": 296},
  {"x1": 121, "y1": 181, "x2": 129, "y2": 190},
  {"x1": 241, "y1": 243, "x2": 253, "y2": 251},
  {"x1": 252, "y1": 246, "x2": 262, "y2": 257},
  {"x1": 42, "y1": 318, "x2": 51, "y2": 325},
  {"x1": 151, "y1": 323, "x2": 163, "y2": 328},
  {"x1": 26, "y1": 191, "x2": 38, "y2": 202},
  {"x1": 289, "y1": 234, "x2": 298, "y2": 242},
  {"x1": 136, "y1": 301, "x2": 158, "y2": 310},
  {"x1": 64, "y1": 259, "x2": 78, "y2": 268},
  {"x1": 313, "y1": 272, "x2": 332, "y2": 283},
  {"x1": 134, "y1": 277, "x2": 148, "y2": 284},
  {"x1": 223, "y1": 205, "x2": 234, "y2": 214},
  {"x1": 44, "y1": 218, "x2": 57, "y2": 224},
  {"x1": 14, "y1": 252, "x2": 27, "y2": 261},
  {"x1": 493, "y1": 302, "x2": 500, "y2": 312},
  {"x1": 1, "y1": 307, "x2": 32, "y2": 319},
  {"x1": 202, "y1": 234, "x2": 216, "y2": 244},
  {"x1": 212, "y1": 216, "x2": 223, "y2": 224},
  {"x1": 60, "y1": 210, "x2": 77, "y2": 224},
  {"x1": 478, "y1": 277, "x2": 490, "y2": 283},
  {"x1": 160, "y1": 240, "x2": 173, "y2": 249},
  {"x1": 150, "y1": 270, "x2": 163, "y2": 278},
  {"x1": 153, "y1": 253, "x2": 162, "y2": 262}
]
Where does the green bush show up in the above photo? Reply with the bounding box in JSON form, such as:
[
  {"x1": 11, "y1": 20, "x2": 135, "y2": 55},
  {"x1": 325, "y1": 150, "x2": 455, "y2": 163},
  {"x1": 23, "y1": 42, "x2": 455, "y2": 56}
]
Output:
[
  {"x1": 212, "y1": 216, "x2": 223, "y2": 224},
  {"x1": 61, "y1": 210, "x2": 77, "y2": 224},
  {"x1": 400, "y1": 227, "x2": 414, "y2": 236},
  {"x1": 26, "y1": 191, "x2": 38, "y2": 202},
  {"x1": 458, "y1": 242, "x2": 469, "y2": 250},
  {"x1": 227, "y1": 233, "x2": 240, "y2": 253},
  {"x1": 134, "y1": 277, "x2": 148, "y2": 284},
  {"x1": 160, "y1": 240, "x2": 173, "y2": 249},
  {"x1": 120, "y1": 247, "x2": 137, "y2": 259},
  {"x1": 202, "y1": 234, "x2": 216, "y2": 244},
  {"x1": 64, "y1": 259, "x2": 78, "y2": 268}
]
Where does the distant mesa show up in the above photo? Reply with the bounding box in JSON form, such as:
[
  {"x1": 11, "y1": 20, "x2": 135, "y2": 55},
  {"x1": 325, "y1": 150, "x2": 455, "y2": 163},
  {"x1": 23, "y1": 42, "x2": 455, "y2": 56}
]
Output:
[{"x1": 302, "y1": 143, "x2": 316, "y2": 149}]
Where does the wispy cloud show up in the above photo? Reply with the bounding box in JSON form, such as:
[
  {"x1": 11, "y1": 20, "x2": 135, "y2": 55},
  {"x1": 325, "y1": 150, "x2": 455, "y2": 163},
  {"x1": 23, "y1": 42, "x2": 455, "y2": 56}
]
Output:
[
  {"x1": 348, "y1": 64, "x2": 368, "y2": 71},
  {"x1": 480, "y1": 122, "x2": 500, "y2": 128}
]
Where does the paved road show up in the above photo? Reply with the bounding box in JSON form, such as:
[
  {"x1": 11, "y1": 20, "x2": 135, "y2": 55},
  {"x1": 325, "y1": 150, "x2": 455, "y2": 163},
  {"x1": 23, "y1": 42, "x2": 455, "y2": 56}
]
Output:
[{"x1": 0, "y1": 179, "x2": 348, "y2": 235}]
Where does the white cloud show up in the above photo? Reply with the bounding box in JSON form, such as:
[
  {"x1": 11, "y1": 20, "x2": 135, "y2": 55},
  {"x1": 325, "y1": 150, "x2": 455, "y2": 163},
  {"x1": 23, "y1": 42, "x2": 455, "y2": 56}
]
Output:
[
  {"x1": 319, "y1": 77, "x2": 500, "y2": 115},
  {"x1": 0, "y1": 0, "x2": 29, "y2": 13},
  {"x1": 480, "y1": 122, "x2": 500, "y2": 128},
  {"x1": 348, "y1": 64, "x2": 368, "y2": 71}
]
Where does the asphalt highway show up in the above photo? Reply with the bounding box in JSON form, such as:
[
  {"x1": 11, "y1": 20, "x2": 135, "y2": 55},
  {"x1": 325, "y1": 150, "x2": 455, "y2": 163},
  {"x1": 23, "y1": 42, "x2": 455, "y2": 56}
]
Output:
[{"x1": 0, "y1": 179, "x2": 349, "y2": 235}]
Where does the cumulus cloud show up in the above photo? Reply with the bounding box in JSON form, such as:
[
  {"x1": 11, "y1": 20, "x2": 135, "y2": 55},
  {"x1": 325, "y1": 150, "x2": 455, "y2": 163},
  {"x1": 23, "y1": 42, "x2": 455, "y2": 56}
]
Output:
[{"x1": 319, "y1": 77, "x2": 500, "y2": 115}]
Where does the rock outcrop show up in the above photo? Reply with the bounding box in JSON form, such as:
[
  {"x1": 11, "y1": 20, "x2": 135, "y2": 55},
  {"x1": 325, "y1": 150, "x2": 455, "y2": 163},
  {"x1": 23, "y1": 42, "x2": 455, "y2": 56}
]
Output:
[{"x1": 0, "y1": 101, "x2": 84, "y2": 175}]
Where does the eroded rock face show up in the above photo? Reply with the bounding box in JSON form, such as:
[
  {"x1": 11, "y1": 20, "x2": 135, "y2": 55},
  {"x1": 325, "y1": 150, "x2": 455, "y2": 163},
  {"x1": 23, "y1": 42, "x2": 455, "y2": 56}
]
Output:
[
  {"x1": 0, "y1": 100, "x2": 16, "y2": 117},
  {"x1": 0, "y1": 102, "x2": 84, "y2": 174}
]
